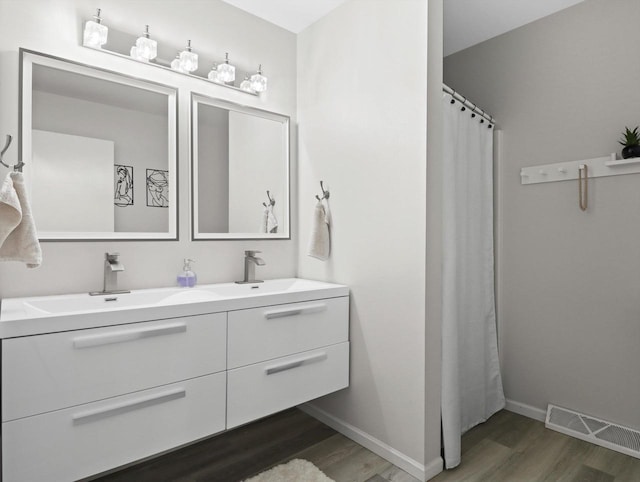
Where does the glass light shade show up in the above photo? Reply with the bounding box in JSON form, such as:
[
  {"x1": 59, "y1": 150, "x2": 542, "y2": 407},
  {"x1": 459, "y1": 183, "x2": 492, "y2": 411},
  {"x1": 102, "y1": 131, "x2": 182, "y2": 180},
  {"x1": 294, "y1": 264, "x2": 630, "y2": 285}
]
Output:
[
  {"x1": 135, "y1": 35, "x2": 157, "y2": 60},
  {"x1": 207, "y1": 67, "x2": 220, "y2": 82},
  {"x1": 171, "y1": 57, "x2": 186, "y2": 73},
  {"x1": 250, "y1": 72, "x2": 267, "y2": 93},
  {"x1": 217, "y1": 62, "x2": 235, "y2": 83},
  {"x1": 240, "y1": 76, "x2": 253, "y2": 92},
  {"x1": 83, "y1": 20, "x2": 108, "y2": 48},
  {"x1": 179, "y1": 50, "x2": 198, "y2": 73},
  {"x1": 129, "y1": 46, "x2": 149, "y2": 62}
]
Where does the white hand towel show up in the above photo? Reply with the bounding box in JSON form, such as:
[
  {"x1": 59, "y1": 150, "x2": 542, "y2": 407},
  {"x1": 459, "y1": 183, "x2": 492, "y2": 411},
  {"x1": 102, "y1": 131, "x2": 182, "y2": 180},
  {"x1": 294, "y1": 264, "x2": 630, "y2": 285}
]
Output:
[
  {"x1": 308, "y1": 200, "x2": 330, "y2": 261},
  {"x1": 261, "y1": 206, "x2": 269, "y2": 233},
  {"x1": 0, "y1": 172, "x2": 42, "y2": 268},
  {"x1": 267, "y1": 205, "x2": 278, "y2": 234},
  {"x1": 0, "y1": 172, "x2": 22, "y2": 246}
]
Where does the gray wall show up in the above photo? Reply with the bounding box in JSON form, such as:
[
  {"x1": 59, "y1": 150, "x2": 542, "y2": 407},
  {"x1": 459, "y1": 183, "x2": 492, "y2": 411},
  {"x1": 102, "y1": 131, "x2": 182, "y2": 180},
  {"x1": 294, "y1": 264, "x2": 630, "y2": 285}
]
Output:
[
  {"x1": 297, "y1": 0, "x2": 441, "y2": 478},
  {"x1": 0, "y1": 0, "x2": 297, "y2": 297},
  {"x1": 444, "y1": 0, "x2": 640, "y2": 429}
]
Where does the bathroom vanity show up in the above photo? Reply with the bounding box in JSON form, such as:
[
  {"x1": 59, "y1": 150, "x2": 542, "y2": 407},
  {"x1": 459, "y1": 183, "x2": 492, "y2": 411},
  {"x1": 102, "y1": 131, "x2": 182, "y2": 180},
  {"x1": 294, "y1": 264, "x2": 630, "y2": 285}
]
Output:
[{"x1": 0, "y1": 278, "x2": 349, "y2": 481}]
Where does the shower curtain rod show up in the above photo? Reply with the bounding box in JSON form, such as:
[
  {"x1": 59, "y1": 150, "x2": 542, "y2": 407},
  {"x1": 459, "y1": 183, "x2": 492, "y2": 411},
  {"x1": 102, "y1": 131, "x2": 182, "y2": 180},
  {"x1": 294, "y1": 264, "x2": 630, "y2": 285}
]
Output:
[{"x1": 443, "y1": 84, "x2": 496, "y2": 125}]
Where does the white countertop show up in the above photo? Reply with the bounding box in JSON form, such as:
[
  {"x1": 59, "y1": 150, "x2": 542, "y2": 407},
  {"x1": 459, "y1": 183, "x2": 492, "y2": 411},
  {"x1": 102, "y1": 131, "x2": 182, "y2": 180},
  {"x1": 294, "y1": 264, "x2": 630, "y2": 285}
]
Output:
[{"x1": 0, "y1": 278, "x2": 349, "y2": 338}]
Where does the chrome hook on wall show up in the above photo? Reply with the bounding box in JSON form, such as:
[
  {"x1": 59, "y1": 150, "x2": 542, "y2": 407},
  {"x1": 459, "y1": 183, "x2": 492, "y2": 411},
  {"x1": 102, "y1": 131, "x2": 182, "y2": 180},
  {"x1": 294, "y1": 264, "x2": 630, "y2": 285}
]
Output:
[
  {"x1": 315, "y1": 180, "x2": 330, "y2": 202},
  {"x1": 262, "y1": 190, "x2": 275, "y2": 208},
  {"x1": 0, "y1": 135, "x2": 24, "y2": 172}
]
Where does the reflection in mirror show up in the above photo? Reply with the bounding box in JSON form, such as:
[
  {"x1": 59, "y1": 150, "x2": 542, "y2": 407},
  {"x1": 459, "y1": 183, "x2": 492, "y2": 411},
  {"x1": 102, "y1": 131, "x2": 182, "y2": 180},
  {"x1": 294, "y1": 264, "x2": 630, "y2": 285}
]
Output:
[
  {"x1": 20, "y1": 49, "x2": 178, "y2": 240},
  {"x1": 192, "y1": 94, "x2": 290, "y2": 240}
]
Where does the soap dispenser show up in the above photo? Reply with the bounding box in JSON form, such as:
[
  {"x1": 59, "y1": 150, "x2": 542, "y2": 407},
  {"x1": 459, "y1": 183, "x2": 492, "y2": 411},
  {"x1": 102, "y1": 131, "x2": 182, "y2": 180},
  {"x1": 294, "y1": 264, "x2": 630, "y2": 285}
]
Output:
[{"x1": 177, "y1": 258, "x2": 197, "y2": 288}]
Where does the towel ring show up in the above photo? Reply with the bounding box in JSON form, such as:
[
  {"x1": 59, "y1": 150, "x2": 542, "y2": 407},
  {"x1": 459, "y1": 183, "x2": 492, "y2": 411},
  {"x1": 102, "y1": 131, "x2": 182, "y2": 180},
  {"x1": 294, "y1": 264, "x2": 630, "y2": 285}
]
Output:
[{"x1": 0, "y1": 135, "x2": 24, "y2": 172}]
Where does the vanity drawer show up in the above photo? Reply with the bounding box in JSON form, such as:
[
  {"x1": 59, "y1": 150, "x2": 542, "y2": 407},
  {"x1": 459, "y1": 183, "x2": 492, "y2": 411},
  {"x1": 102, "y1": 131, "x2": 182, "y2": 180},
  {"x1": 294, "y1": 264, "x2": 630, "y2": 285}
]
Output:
[
  {"x1": 227, "y1": 341, "x2": 349, "y2": 429},
  {"x1": 227, "y1": 296, "x2": 348, "y2": 369},
  {"x1": 2, "y1": 312, "x2": 226, "y2": 421},
  {"x1": 2, "y1": 372, "x2": 226, "y2": 482}
]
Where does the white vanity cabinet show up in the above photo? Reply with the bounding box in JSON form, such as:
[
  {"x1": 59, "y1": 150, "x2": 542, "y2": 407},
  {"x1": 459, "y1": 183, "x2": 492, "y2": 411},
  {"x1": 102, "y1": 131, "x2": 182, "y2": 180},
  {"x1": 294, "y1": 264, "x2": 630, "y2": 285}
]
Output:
[
  {"x1": 0, "y1": 280, "x2": 349, "y2": 482},
  {"x1": 2, "y1": 313, "x2": 228, "y2": 482},
  {"x1": 227, "y1": 297, "x2": 350, "y2": 428}
]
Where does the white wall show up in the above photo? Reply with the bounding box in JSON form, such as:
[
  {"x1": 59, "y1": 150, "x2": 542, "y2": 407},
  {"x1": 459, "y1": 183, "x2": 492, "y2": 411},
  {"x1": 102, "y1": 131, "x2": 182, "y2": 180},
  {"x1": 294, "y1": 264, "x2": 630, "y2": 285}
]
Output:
[
  {"x1": 297, "y1": 0, "x2": 437, "y2": 477},
  {"x1": 0, "y1": 0, "x2": 297, "y2": 298},
  {"x1": 228, "y1": 111, "x2": 287, "y2": 233},
  {"x1": 197, "y1": 106, "x2": 230, "y2": 233},
  {"x1": 444, "y1": 0, "x2": 640, "y2": 429},
  {"x1": 32, "y1": 90, "x2": 169, "y2": 233}
]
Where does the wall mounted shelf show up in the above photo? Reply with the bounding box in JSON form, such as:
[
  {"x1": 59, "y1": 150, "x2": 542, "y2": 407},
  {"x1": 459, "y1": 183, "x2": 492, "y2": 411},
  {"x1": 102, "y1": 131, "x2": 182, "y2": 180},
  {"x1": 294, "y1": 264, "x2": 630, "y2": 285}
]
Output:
[{"x1": 520, "y1": 153, "x2": 640, "y2": 185}]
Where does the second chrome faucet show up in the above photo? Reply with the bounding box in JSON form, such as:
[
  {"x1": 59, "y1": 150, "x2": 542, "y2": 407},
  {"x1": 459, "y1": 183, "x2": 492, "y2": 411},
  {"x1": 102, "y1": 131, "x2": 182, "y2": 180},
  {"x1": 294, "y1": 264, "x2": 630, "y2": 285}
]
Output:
[{"x1": 236, "y1": 250, "x2": 265, "y2": 284}]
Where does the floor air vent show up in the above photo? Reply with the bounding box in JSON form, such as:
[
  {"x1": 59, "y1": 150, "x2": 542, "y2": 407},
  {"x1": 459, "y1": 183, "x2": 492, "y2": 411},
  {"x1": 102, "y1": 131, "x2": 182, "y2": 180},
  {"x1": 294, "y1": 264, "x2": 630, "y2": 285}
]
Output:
[{"x1": 546, "y1": 404, "x2": 640, "y2": 459}]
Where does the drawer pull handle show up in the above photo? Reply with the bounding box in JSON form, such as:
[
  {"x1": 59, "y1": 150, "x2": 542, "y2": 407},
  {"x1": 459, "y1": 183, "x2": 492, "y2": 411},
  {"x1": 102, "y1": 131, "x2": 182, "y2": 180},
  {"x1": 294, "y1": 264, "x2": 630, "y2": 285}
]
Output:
[
  {"x1": 265, "y1": 352, "x2": 328, "y2": 375},
  {"x1": 73, "y1": 322, "x2": 187, "y2": 349},
  {"x1": 264, "y1": 303, "x2": 327, "y2": 320},
  {"x1": 72, "y1": 388, "x2": 186, "y2": 425}
]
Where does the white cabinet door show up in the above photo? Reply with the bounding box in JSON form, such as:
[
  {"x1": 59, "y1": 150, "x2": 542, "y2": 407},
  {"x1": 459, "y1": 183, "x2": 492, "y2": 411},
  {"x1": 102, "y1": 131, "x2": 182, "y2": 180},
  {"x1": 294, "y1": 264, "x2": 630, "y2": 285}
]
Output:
[
  {"x1": 3, "y1": 313, "x2": 226, "y2": 421},
  {"x1": 227, "y1": 296, "x2": 348, "y2": 369},
  {"x1": 227, "y1": 342, "x2": 349, "y2": 429},
  {"x1": 3, "y1": 373, "x2": 226, "y2": 482}
]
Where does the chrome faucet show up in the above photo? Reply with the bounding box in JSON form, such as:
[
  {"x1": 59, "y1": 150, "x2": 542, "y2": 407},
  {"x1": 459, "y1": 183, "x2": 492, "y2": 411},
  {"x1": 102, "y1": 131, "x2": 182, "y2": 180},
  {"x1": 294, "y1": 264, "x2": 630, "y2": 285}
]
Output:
[
  {"x1": 236, "y1": 250, "x2": 265, "y2": 284},
  {"x1": 90, "y1": 252, "x2": 131, "y2": 295}
]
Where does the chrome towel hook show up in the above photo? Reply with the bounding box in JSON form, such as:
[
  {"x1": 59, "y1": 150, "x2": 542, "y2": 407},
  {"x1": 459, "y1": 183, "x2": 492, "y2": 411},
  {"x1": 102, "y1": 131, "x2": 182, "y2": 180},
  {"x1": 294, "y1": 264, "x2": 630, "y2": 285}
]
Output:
[
  {"x1": 315, "y1": 180, "x2": 330, "y2": 202},
  {"x1": 0, "y1": 135, "x2": 24, "y2": 172},
  {"x1": 262, "y1": 190, "x2": 276, "y2": 208}
]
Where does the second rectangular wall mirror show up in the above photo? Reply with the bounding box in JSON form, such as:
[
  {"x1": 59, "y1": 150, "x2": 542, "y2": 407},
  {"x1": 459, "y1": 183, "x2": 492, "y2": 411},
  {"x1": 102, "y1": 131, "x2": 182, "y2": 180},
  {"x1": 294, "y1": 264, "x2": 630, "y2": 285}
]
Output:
[
  {"x1": 20, "y1": 49, "x2": 178, "y2": 240},
  {"x1": 191, "y1": 94, "x2": 290, "y2": 240}
]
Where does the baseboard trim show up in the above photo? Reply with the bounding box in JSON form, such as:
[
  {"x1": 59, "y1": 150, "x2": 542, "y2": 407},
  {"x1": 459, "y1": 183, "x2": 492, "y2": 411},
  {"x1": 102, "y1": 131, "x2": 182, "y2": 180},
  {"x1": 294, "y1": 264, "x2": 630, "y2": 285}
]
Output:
[
  {"x1": 505, "y1": 398, "x2": 546, "y2": 422},
  {"x1": 300, "y1": 403, "x2": 443, "y2": 481}
]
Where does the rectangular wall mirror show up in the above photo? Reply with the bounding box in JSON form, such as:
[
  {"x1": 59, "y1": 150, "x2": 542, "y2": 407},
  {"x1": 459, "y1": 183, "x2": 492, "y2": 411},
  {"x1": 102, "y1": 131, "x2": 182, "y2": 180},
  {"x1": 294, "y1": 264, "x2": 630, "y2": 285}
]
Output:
[
  {"x1": 20, "y1": 49, "x2": 178, "y2": 240},
  {"x1": 191, "y1": 94, "x2": 290, "y2": 240}
]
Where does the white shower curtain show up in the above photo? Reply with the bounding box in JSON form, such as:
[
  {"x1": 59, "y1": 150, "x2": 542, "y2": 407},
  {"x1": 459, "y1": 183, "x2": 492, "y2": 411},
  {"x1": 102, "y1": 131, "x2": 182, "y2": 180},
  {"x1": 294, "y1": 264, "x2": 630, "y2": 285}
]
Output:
[{"x1": 441, "y1": 93, "x2": 505, "y2": 469}]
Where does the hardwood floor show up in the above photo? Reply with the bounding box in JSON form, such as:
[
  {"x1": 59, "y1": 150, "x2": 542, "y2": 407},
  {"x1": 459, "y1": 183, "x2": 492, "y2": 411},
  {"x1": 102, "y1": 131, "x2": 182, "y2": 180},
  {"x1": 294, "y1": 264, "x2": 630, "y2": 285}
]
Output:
[
  {"x1": 92, "y1": 408, "x2": 640, "y2": 482},
  {"x1": 431, "y1": 410, "x2": 640, "y2": 482}
]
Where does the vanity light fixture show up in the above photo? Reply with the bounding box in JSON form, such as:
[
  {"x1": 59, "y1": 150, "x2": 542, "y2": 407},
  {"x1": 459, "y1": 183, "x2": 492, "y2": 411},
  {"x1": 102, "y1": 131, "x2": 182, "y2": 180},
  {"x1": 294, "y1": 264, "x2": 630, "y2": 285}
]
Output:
[
  {"x1": 83, "y1": 8, "x2": 108, "y2": 48},
  {"x1": 240, "y1": 75, "x2": 253, "y2": 92},
  {"x1": 250, "y1": 64, "x2": 267, "y2": 93},
  {"x1": 134, "y1": 25, "x2": 157, "y2": 61},
  {"x1": 217, "y1": 52, "x2": 235, "y2": 83},
  {"x1": 207, "y1": 63, "x2": 221, "y2": 82},
  {"x1": 179, "y1": 40, "x2": 198, "y2": 73}
]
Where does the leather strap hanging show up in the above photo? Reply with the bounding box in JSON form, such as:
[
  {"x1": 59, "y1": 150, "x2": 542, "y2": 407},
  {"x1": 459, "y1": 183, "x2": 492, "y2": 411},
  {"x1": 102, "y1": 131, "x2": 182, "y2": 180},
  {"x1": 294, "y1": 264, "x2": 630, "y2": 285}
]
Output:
[{"x1": 578, "y1": 164, "x2": 588, "y2": 211}]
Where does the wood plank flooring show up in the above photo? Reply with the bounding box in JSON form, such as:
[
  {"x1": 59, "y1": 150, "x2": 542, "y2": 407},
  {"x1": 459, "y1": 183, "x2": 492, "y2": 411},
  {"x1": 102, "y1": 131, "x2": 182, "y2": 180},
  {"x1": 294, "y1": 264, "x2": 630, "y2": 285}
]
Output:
[
  {"x1": 431, "y1": 410, "x2": 640, "y2": 482},
  {"x1": 92, "y1": 408, "x2": 640, "y2": 482}
]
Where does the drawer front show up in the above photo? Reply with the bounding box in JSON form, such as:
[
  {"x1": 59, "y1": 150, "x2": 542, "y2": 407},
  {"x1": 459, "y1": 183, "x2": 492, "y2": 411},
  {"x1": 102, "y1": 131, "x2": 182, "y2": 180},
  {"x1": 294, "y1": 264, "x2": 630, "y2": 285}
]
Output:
[
  {"x1": 227, "y1": 342, "x2": 349, "y2": 429},
  {"x1": 2, "y1": 373, "x2": 226, "y2": 482},
  {"x1": 2, "y1": 312, "x2": 226, "y2": 421},
  {"x1": 227, "y1": 296, "x2": 348, "y2": 369}
]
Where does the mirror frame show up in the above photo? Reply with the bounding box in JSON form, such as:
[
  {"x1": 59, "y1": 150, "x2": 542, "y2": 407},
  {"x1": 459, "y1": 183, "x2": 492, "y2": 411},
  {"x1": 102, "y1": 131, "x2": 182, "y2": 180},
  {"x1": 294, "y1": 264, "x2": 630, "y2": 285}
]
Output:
[
  {"x1": 190, "y1": 93, "x2": 291, "y2": 240},
  {"x1": 19, "y1": 48, "x2": 179, "y2": 241}
]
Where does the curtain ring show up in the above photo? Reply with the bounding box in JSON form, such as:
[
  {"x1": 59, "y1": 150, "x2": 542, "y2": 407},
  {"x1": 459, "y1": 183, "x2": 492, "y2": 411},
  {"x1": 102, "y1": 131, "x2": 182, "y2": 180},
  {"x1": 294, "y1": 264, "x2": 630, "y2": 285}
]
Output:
[{"x1": 460, "y1": 97, "x2": 466, "y2": 111}]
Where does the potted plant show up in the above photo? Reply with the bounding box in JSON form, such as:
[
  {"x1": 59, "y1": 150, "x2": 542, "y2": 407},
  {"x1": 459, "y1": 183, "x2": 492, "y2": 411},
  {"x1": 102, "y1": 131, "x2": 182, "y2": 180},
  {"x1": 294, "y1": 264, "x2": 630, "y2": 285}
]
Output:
[{"x1": 619, "y1": 126, "x2": 640, "y2": 159}]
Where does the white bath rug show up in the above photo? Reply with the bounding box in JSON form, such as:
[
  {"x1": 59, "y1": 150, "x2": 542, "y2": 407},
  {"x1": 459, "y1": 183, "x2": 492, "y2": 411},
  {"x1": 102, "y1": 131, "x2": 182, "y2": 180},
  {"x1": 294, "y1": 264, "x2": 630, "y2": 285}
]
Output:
[{"x1": 243, "y1": 458, "x2": 335, "y2": 482}]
